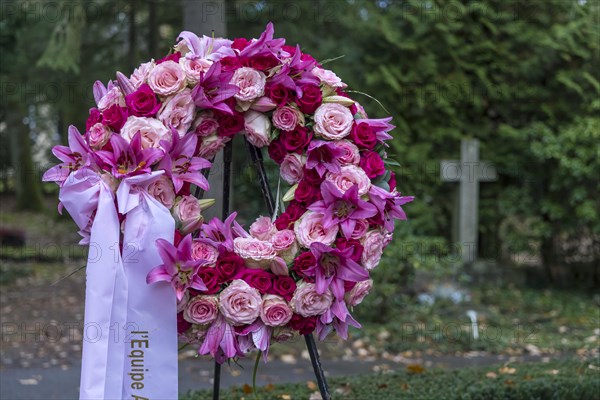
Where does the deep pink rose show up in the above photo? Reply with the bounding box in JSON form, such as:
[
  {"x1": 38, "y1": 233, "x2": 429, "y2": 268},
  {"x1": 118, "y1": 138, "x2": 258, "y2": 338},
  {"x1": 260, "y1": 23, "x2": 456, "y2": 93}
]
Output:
[
  {"x1": 351, "y1": 122, "x2": 377, "y2": 150},
  {"x1": 270, "y1": 276, "x2": 297, "y2": 301},
  {"x1": 218, "y1": 279, "x2": 262, "y2": 326},
  {"x1": 219, "y1": 56, "x2": 242, "y2": 72},
  {"x1": 102, "y1": 104, "x2": 128, "y2": 132},
  {"x1": 125, "y1": 83, "x2": 161, "y2": 117},
  {"x1": 274, "y1": 201, "x2": 306, "y2": 230},
  {"x1": 215, "y1": 252, "x2": 245, "y2": 282},
  {"x1": 194, "y1": 268, "x2": 220, "y2": 294},
  {"x1": 266, "y1": 84, "x2": 291, "y2": 107},
  {"x1": 86, "y1": 108, "x2": 103, "y2": 131},
  {"x1": 388, "y1": 171, "x2": 397, "y2": 191},
  {"x1": 289, "y1": 314, "x2": 317, "y2": 335},
  {"x1": 292, "y1": 251, "x2": 316, "y2": 280},
  {"x1": 295, "y1": 84, "x2": 322, "y2": 114},
  {"x1": 281, "y1": 126, "x2": 312, "y2": 153},
  {"x1": 156, "y1": 52, "x2": 181, "y2": 64},
  {"x1": 177, "y1": 312, "x2": 192, "y2": 334},
  {"x1": 234, "y1": 269, "x2": 273, "y2": 294},
  {"x1": 217, "y1": 112, "x2": 245, "y2": 137},
  {"x1": 334, "y1": 238, "x2": 364, "y2": 263},
  {"x1": 294, "y1": 180, "x2": 319, "y2": 204},
  {"x1": 359, "y1": 151, "x2": 386, "y2": 178},
  {"x1": 268, "y1": 137, "x2": 287, "y2": 164},
  {"x1": 231, "y1": 38, "x2": 249, "y2": 51},
  {"x1": 303, "y1": 169, "x2": 324, "y2": 185},
  {"x1": 245, "y1": 53, "x2": 280, "y2": 71},
  {"x1": 260, "y1": 294, "x2": 293, "y2": 327}
]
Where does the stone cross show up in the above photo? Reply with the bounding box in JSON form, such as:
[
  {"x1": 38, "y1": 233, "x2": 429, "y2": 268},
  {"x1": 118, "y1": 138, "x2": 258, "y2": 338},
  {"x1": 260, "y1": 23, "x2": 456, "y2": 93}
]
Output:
[{"x1": 440, "y1": 139, "x2": 497, "y2": 264}]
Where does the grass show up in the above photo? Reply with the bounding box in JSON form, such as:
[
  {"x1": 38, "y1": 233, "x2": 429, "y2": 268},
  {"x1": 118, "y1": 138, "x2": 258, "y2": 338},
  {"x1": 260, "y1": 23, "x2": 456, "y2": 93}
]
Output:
[{"x1": 182, "y1": 358, "x2": 600, "y2": 400}]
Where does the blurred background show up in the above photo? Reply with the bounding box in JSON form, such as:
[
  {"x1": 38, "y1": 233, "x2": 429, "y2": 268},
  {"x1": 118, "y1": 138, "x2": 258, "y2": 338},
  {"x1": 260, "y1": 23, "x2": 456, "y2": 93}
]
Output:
[{"x1": 1, "y1": 0, "x2": 599, "y2": 398}]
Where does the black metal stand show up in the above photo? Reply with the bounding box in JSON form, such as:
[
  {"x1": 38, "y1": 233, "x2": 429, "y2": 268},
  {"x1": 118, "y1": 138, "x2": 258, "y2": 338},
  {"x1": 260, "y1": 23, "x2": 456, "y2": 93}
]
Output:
[{"x1": 198, "y1": 138, "x2": 331, "y2": 400}]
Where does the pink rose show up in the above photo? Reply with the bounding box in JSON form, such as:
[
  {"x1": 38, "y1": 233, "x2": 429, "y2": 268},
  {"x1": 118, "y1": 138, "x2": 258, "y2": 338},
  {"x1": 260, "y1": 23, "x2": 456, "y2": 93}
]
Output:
[
  {"x1": 120, "y1": 115, "x2": 171, "y2": 149},
  {"x1": 157, "y1": 89, "x2": 196, "y2": 137},
  {"x1": 325, "y1": 165, "x2": 371, "y2": 195},
  {"x1": 313, "y1": 103, "x2": 354, "y2": 140},
  {"x1": 231, "y1": 67, "x2": 266, "y2": 102},
  {"x1": 97, "y1": 87, "x2": 125, "y2": 111},
  {"x1": 147, "y1": 175, "x2": 176, "y2": 209},
  {"x1": 86, "y1": 122, "x2": 111, "y2": 149},
  {"x1": 196, "y1": 134, "x2": 229, "y2": 159},
  {"x1": 130, "y1": 61, "x2": 154, "y2": 89},
  {"x1": 272, "y1": 106, "x2": 302, "y2": 131},
  {"x1": 345, "y1": 279, "x2": 373, "y2": 307},
  {"x1": 249, "y1": 216, "x2": 278, "y2": 240},
  {"x1": 336, "y1": 140, "x2": 360, "y2": 165},
  {"x1": 350, "y1": 219, "x2": 370, "y2": 239},
  {"x1": 260, "y1": 294, "x2": 293, "y2": 327},
  {"x1": 191, "y1": 240, "x2": 219, "y2": 265},
  {"x1": 294, "y1": 211, "x2": 339, "y2": 248},
  {"x1": 218, "y1": 279, "x2": 262, "y2": 325},
  {"x1": 312, "y1": 67, "x2": 347, "y2": 88},
  {"x1": 148, "y1": 60, "x2": 186, "y2": 96},
  {"x1": 179, "y1": 55, "x2": 212, "y2": 85},
  {"x1": 280, "y1": 153, "x2": 306, "y2": 184},
  {"x1": 192, "y1": 110, "x2": 219, "y2": 136},
  {"x1": 172, "y1": 195, "x2": 203, "y2": 234},
  {"x1": 270, "y1": 229, "x2": 298, "y2": 263},
  {"x1": 233, "y1": 237, "x2": 276, "y2": 268},
  {"x1": 361, "y1": 230, "x2": 385, "y2": 270},
  {"x1": 290, "y1": 281, "x2": 333, "y2": 317},
  {"x1": 244, "y1": 110, "x2": 271, "y2": 147},
  {"x1": 184, "y1": 295, "x2": 219, "y2": 325}
]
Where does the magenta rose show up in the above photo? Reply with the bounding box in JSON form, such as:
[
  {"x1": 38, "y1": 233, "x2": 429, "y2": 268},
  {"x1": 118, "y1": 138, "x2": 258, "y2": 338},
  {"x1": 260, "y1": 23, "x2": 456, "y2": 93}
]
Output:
[
  {"x1": 260, "y1": 294, "x2": 293, "y2": 327},
  {"x1": 86, "y1": 108, "x2": 103, "y2": 131},
  {"x1": 289, "y1": 314, "x2": 317, "y2": 335},
  {"x1": 388, "y1": 171, "x2": 397, "y2": 191},
  {"x1": 268, "y1": 137, "x2": 287, "y2": 164},
  {"x1": 274, "y1": 201, "x2": 307, "y2": 230},
  {"x1": 183, "y1": 295, "x2": 219, "y2": 325},
  {"x1": 217, "y1": 112, "x2": 245, "y2": 137},
  {"x1": 215, "y1": 252, "x2": 245, "y2": 282},
  {"x1": 290, "y1": 281, "x2": 333, "y2": 317},
  {"x1": 246, "y1": 53, "x2": 280, "y2": 71},
  {"x1": 359, "y1": 151, "x2": 386, "y2": 178},
  {"x1": 218, "y1": 279, "x2": 262, "y2": 326},
  {"x1": 102, "y1": 104, "x2": 128, "y2": 132},
  {"x1": 219, "y1": 56, "x2": 242, "y2": 72},
  {"x1": 125, "y1": 83, "x2": 161, "y2": 117},
  {"x1": 295, "y1": 84, "x2": 322, "y2": 114},
  {"x1": 294, "y1": 180, "x2": 319, "y2": 204},
  {"x1": 266, "y1": 84, "x2": 291, "y2": 107},
  {"x1": 234, "y1": 269, "x2": 273, "y2": 294},
  {"x1": 194, "y1": 268, "x2": 221, "y2": 294},
  {"x1": 281, "y1": 126, "x2": 312, "y2": 153},
  {"x1": 292, "y1": 251, "x2": 316, "y2": 280},
  {"x1": 351, "y1": 122, "x2": 377, "y2": 149},
  {"x1": 270, "y1": 276, "x2": 297, "y2": 302}
]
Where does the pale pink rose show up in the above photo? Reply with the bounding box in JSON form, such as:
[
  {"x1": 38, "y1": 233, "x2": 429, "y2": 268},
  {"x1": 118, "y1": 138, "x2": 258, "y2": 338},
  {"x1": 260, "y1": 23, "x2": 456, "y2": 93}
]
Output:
[
  {"x1": 180, "y1": 324, "x2": 208, "y2": 344},
  {"x1": 192, "y1": 110, "x2": 219, "y2": 136},
  {"x1": 87, "y1": 122, "x2": 112, "y2": 149},
  {"x1": 179, "y1": 55, "x2": 212, "y2": 85},
  {"x1": 130, "y1": 61, "x2": 154, "y2": 89},
  {"x1": 272, "y1": 106, "x2": 302, "y2": 131},
  {"x1": 184, "y1": 295, "x2": 219, "y2": 325},
  {"x1": 233, "y1": 237, "x2": 276, "y2": 268},
  {"x1": 120, "y1": 115, "x2": 171, "y2": 149},
  {"x1": 97, "y1": 87, "x2": 125, "y2": 111},
  {"x1": 148, "y1": 60, "x2": 186, "y2": 96},
  {"x1": 294, "y1": 211, "x2": 339, "y2": 248},
  {"x1": 312, "y1": 67, "x2": 347, "y2": 88},
  {"x1": 280, "y1": 153, "x2": 306, "y2": 184},
  {"x1": 244, "y1": 110, "x2": 271, "y2": 147},
  {"x1": 272, "y1": 326, "x2": 296, "y2": 342},
  {"x1": 157, "y1": 89, "x2": 196, "y2": 137},
  {"x1": 382, "y1": 231, "x2": 393, "y2": 248},
  {"x1": 336, "y1": 140, "x2": 360, "y2": 165},
  {"x1": 191, "y1": 240, "x2": 219, "y2": 265},
  {"x1": 231, "y1": 67, "x2": 266, "y2": 101},
  {"x1": 270, "y1": 229, "x2": 298, "y2": 263},
  {"x1": 260, "y1": 294, "x2": 293, "y2": 327},
  {"x1": 196, "y1": 134, "x2": 228, "y2": 159},
  {"x1": 325, "y1": 165, "x2": 371, "y2": 195},
  {"x1": 172, "y1": 195, "x2": 203, "y2": 234},
  {"x1": 350, "y1": 219, "x2": 370, "y2": 240},
  {"x1": 147, "y1": 175, "x2": 176, "y2": 209},
  {"x1": 249, "y1": 216, "x2": 278, "y2": 240},
  {"x1": 218, "y1": 279, "x2": 262, "y2": 325},
  {"x1": 177, "y1": 291, "x2": 190, "y2": 313},
  {"x1": 361, "y1": 230, "x2": 385, "y2": 270},
  {"x1": 290, "y1": 281, "x2": 333, "y2": 317},
  {"x1": 345, "y1": 279, "x2": 373, "y2": 307},
  {"x1": 313, "y1": 103, "x2": 354, "y2": 140}
]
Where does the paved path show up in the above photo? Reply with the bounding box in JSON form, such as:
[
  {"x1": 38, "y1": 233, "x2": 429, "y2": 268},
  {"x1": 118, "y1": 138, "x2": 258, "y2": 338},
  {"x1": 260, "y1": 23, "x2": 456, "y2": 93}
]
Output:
[{"x1": 0, "y1": 353, "x2": 562, "y2": 399}]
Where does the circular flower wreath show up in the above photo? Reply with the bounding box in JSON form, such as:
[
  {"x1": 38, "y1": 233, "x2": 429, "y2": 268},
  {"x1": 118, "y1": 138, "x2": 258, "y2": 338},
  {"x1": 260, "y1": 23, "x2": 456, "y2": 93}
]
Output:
[{"x1": 44, "y1": 23, "x2": 413, "y2": 362}]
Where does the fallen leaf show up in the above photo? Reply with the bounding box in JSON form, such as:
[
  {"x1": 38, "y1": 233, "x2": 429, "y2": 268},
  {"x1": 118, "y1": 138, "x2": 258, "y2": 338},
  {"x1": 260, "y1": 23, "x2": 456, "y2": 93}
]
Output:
[
  {"x1": 309, "y1": 392, "x2": 322, "y2": 400},
  {"x1": 401, "y1": 382, "x2": 410, "y2": 390},
  {"x1": 486, "y1": 372, "x2": 497, "y2": 379},
  {"x1": 406, "y1": 364, "x2": 425, "y2": 374},
  {"x1": 378, "y1": 383, "x2": 388, "y2": 388},
  {"x1": 281, "y1": 395, "x2": 292, "y2": 400},
  {"x1": 546, "y1": 369, "x2": 559, "y2": 375},
  {"x1": 18, "y1": 378, "x2": 39, "y2": 385},
  {"x1": 499, "y1": 366, "x2": 516, "y2": 375},
  {"x1": 504, "y1": 379, "x2": 515, "y2": 385},
  {"x1": 242, "y1": 384, "x2": 253, "y2": 394},
  {"x1": 265, "y1": 384, "x2": 275, "y2": 392},
  {"x1": 306, "y1": 381, "x2": 317, "y2": 390},
  {"x1": 334, "y1": 384, "x2": 352, "y2": 395},
  {"x1": 588, "y1": 364, "x2": 599, "y2": 370}
]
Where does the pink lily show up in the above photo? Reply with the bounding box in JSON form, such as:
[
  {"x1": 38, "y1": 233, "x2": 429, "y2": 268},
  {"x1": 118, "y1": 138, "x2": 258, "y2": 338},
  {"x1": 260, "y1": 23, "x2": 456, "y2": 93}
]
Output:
[
  {"x1": 308, "y1": 182, "x2": 378, "y2": 238},
  {"x1": 307, "y1": 242, "x2": 369, "y2": 300},
  {"x1": 158, "y1": 130, "x2": 211, "y2": 192},
  {"x1": 305, "y1": 140, "x2": 344, "y2": 176},
  {"x1": 317, "y1": 301, "x2": 361, "y2": 340},
  {"x1": 42, "y1": 125, "x2": 98, "y2": 185},
  {"x1": 146, "y1": 234, "x2": 207, "y2": 301},
  {"x1": 368, "y1": 185, "x2": 414, "y2": 232},
  {"x1": 237, "y1": 320, "x2": 272, "y2": 361},
  {"x1": 239, "y1": 22, "x2": 285, "y2": 58},
  {"x1": 96, "y1": 132, "x2": 163, "y2": 179},
  {"x1": 355, "y1": 117, "x2": 395, "y2": 142},
  {"x1": 191, "y1": 61, "x2": 239, "y2": 114},
  {"x1": 198, "y1": 315, "x2": 241, "y2": 362},
  {"x1": 200, "y1": 212, "x2": 248, "y2": 252}
]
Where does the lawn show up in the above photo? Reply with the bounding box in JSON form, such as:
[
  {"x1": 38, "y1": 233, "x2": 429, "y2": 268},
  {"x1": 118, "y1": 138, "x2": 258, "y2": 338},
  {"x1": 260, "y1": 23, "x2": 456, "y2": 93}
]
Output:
[{"x1": 182, "y1": 358, "x2": 600, "y2": 400}]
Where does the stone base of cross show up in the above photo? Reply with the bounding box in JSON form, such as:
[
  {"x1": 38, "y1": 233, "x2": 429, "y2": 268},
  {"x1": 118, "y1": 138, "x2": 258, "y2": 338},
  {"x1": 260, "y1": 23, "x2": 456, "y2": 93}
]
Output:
[{"x1": 440, "y1": 139, "x2": 497, "y2": 264}]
